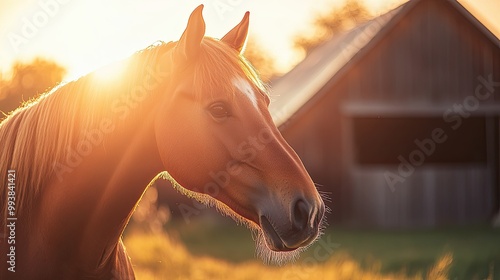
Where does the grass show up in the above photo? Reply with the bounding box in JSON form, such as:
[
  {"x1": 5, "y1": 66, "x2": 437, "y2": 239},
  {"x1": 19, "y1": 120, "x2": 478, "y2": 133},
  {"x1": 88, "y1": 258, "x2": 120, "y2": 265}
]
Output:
[
  {"x1": 123, "y1": 218, "x2": 500, "y2": 279},
  {"x1": 327, "y1": 227, "x2": 500, "y2": 279},
  {"x1": 124, "y1": 229, "x2": 430, "y2": 280}
]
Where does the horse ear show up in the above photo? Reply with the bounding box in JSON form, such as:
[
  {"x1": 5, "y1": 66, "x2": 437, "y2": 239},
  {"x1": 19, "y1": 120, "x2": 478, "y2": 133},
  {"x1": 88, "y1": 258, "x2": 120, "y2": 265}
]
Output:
[
  {"x1": 221, "y1": 11, "x2": 249, "y2": 53},
  {"x1": 174, "y1": 5, "x2": 206, "y2": 64}
]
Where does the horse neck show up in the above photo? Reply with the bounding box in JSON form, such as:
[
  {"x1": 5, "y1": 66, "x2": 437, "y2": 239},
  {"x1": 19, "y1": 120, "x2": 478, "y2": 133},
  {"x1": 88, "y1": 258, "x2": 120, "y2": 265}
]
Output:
[{"x1": 40, "y1": 90, "x2": 165, "y2": 274}]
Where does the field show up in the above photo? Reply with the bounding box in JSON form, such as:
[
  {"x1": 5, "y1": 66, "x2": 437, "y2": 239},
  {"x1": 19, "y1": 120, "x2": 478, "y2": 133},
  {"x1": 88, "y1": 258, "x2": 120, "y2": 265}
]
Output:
[{"x1": 123, "y1": 217, "x2": 500, "y2": 280}]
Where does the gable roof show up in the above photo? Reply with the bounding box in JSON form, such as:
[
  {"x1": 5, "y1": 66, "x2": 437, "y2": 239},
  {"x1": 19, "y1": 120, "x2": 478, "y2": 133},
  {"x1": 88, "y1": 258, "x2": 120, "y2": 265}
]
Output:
[{"x1": 269, "y1": 0, "x2": 500, "y2": 127}]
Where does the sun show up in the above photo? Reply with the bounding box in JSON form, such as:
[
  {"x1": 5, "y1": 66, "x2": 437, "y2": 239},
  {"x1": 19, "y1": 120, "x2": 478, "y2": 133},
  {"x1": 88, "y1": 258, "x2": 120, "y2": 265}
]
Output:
[{"x1": 92, "y1": 59, "x2": 129, "y2": 84}]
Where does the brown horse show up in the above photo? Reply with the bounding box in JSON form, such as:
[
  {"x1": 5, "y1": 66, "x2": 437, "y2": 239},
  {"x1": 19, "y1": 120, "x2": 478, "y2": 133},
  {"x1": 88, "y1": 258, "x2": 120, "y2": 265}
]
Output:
[{"x1": 0, "y1": 5, "x2": 325, "y2": 279}]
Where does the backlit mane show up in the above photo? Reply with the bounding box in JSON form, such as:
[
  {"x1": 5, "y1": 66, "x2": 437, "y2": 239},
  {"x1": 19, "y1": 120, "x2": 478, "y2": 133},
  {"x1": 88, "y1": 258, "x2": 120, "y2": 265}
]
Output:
[
  {"x1": 0, "y1": 42, "x2": 173, "y2": 223},
  {"x1": 192, "y1": 38, "x2": 268, "y2": 100},
  {"x1": 0, "y1": 37, "x2": 267, "y2": 226}
]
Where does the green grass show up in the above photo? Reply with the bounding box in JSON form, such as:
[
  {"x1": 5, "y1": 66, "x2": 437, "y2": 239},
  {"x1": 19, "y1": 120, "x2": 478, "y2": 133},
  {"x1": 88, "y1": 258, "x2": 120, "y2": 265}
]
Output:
[
  {"x1": 328, "y1": 227, "x2": 500, "y2": 279},
  {"x1": 159, "y1": 220, "x2": 500, "y2": 279}
]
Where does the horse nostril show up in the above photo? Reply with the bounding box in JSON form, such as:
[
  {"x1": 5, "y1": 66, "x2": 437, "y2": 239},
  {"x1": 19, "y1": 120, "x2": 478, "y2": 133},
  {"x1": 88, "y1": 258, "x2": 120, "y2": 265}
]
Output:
[{"x1": 292, "y1": 199, "x2": 310, "y2": 231}]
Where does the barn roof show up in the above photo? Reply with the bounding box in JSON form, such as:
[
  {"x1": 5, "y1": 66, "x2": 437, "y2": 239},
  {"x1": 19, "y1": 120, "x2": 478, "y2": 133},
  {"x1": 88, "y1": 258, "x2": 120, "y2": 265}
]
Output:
[{"x1": 269, "y1": 0, "x2": 500, "y2": 127}]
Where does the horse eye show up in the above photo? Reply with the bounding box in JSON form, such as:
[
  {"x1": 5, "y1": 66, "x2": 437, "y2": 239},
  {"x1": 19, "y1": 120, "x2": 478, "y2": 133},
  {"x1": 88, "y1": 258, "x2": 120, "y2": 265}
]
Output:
[{"x1": 209, "y1": 103, "x2": 230, "y2": 119}]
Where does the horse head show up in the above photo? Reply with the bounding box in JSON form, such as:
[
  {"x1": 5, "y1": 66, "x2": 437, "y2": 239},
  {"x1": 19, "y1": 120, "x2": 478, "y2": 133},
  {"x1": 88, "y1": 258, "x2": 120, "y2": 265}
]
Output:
[{"x1": 154, "y1": 5, "x2": 325, "y2": 263}]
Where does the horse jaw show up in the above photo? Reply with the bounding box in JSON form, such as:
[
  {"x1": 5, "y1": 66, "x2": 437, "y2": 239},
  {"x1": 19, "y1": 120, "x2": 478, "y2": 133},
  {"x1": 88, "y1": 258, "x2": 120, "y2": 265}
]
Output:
[{"x1": 157, "y1": 171, "x2": 314, "y2": 265}]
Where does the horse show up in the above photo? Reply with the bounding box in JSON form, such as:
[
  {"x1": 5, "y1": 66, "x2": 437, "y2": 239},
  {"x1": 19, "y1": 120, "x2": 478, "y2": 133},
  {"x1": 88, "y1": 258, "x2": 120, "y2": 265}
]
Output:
[{"x1": 0, "y1": 5, "x2": 325, "y2": 279}]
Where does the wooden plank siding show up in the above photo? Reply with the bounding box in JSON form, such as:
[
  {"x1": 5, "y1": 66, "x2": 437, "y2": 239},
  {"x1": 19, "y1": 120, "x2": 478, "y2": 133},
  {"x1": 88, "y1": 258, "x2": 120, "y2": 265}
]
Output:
[
  {"x1": 344, "y1": 0, "x2": 500, "y2": 106},
  {"x1": 278, "y1": 0, "x2": 500, "y2": 228},
  {"x1": 348, "y1": 166, "x2": 493, "y2": 227}
]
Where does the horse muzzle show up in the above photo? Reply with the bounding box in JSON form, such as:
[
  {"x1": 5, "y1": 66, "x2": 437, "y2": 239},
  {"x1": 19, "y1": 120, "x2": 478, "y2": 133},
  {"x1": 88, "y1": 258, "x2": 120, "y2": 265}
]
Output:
[{"x1": 259, "y1": 197, "x2": 325, "y2": 251}]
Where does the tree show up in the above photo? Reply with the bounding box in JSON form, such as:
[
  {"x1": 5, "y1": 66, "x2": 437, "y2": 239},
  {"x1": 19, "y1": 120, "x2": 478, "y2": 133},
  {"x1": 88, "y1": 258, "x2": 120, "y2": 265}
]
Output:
[
  {"x1": 0, "y1": 58, "x2": 66, "y2": 115},
  {"x1": 294, "y1": 0, "x2": 372, "y2": 54},
  {"x1": 243, "y1": 36, "x2": 277, "y2": 82}
]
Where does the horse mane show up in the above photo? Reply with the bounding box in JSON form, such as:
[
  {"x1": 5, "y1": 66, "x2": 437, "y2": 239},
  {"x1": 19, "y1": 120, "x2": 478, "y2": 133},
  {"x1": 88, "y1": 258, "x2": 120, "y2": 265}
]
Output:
[
  {"x1": 0, "y1": 41, "x2": 172, "y2": 223},
  {"x1": 0, "y1": 37, "x2": 267, "y2": 226},
  {"x1": 191, "y1": 38, "x2": 268, "y2": 101}
]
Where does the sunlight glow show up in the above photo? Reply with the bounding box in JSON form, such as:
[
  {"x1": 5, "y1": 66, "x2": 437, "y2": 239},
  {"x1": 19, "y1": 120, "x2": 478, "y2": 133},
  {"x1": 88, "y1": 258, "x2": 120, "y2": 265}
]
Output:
[
  {"x1": 0, "y1": 0, "x2": 498, "y2": 81},
  {"x1": 92, "y1": 59, "x2": 129, "y2": 84}
]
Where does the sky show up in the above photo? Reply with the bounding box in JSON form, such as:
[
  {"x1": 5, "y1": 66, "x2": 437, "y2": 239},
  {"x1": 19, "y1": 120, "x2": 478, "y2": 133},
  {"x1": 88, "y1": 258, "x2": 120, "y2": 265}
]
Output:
[{"x1": 0, "y1": 0, "x2": 499, "y2": 80}]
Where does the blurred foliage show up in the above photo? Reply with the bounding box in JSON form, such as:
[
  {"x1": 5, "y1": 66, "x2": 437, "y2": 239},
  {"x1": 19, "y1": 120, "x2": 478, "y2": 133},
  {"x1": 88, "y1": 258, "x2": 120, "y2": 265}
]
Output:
[
  {"x1": 124, "y1": 230, "x2": 458, "y2": 280},
  {"x1": 130, "y1": 186, "x2": 170, "y2": 234},
  {"x1": 244, "y1": 36, "x2": 278, "y2": 81},
  {"x1": 294, "y1": 0, "x2": 372, "y2": 54},
  {"x1": 426, "y1": 252, "x2": 453, "y2": 280},
  {"x1": 0, "y1": 58, "x2": 66, "y2": 115}
]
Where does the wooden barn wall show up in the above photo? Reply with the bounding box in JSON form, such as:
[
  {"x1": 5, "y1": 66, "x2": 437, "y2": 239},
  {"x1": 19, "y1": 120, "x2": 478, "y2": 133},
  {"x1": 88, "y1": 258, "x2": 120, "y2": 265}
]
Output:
[
  {"x1": 346, "y1": 0, "x2": 500, "y2": 104},
  {"x1": 280, "y1": 0, "x2": 500, "y2": 227},
  {"x1": 341, "y1": 0, "x2": 500, "y2": 227},
  {"x1": 281, "y1": 97, "x2": 344, "y2": 223}
]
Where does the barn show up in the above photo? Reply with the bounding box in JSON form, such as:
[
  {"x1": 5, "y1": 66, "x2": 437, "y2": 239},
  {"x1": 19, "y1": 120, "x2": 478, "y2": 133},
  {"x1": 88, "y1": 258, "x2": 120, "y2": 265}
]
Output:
[{"x1": 270, "y1": 0, "x2": 500, "y2": 228}]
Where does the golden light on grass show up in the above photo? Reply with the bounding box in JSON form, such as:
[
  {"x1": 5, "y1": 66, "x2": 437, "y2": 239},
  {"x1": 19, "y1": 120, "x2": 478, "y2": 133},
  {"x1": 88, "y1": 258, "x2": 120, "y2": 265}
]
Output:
[
  {"x1": 124, "y1": 231, "x2": 456, "y2": 280},
  {"x1": 426, "y1": 253, "x2": 453, "y2": 280}
]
